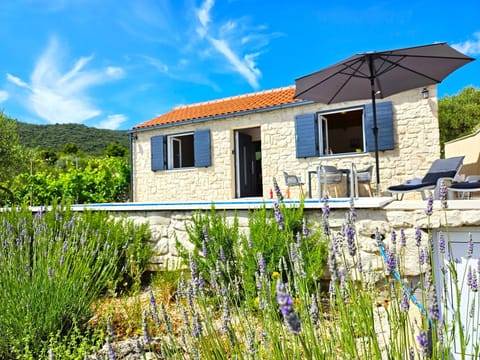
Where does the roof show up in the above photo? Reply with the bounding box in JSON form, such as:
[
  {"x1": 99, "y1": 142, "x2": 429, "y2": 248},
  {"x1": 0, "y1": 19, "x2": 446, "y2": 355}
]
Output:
[{"x1": 133, "y1": 85, "x2": 302, "y2": 130}]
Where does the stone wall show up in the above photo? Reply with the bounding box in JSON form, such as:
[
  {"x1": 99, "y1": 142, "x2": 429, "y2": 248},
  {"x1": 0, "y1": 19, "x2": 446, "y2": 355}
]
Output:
[
  {"x1": 110, "y1": 200, "x2": 480, "y2": 282},
  {"x1": 132, "y1": 86, "x2": 440, "y2": 202}
]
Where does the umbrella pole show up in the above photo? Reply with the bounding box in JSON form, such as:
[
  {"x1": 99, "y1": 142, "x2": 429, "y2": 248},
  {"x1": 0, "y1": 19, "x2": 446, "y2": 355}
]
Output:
[{"x1": 368, "y1": 56, "x2": 380, "y2": 196}]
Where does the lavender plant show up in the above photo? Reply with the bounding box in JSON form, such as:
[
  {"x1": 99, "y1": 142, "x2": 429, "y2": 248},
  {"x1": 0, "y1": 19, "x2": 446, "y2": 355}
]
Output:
[{"x1": 0, "y1": 204, "x2": 152, "y2": 359}]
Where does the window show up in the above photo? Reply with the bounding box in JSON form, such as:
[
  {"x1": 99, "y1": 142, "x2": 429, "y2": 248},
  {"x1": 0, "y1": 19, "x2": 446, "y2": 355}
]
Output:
[
  {"x1": 168, "y1": 133, "x2": 194, "y2": 169},
  {"x1": 151, "y1": 129, "x2": 211, "y2": 171},
  {"x1": 318, "y1": 109, "x2": 364, "y2": 155},
  {"x1": 295, "y1": 101, "x2": 393, "y2": 158}
]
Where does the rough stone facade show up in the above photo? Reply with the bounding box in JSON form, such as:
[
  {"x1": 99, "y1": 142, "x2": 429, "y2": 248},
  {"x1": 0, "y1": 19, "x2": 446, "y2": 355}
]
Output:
[{"x1": 131, "y1": 86, "x2": 440, "y2": 202}]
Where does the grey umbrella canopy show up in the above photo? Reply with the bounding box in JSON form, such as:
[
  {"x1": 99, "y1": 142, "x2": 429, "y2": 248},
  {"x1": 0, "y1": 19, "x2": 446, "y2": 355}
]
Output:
[{"x1": 294, "y1": 42, "x2": 474, "y2": 194}]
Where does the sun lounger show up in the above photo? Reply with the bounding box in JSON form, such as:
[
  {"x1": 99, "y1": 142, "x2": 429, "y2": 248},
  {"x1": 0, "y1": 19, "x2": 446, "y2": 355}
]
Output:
[
  {"x1": 448, "y1": 175, "x2": 480, "y2": 199},
  {"x1": 388, "y1": 156, "x2": 464, "y2": 200}
]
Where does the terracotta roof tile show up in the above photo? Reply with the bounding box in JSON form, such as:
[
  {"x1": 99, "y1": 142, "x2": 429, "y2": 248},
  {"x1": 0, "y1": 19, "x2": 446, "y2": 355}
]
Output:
[{"x1": 133, "y1": 85, "x2": 302, "y2": 129}]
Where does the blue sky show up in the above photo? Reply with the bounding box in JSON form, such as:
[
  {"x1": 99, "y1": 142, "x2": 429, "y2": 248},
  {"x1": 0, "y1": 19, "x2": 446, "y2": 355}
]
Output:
[{"x1": 0, "y1": 0, "x2": 479, "y2": 130}]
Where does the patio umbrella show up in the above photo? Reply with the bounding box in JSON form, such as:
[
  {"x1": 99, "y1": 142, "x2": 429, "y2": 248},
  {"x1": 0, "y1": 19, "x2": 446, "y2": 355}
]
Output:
[{"x1": 294, "y1": 42, "x2": 474, "y2": 194}]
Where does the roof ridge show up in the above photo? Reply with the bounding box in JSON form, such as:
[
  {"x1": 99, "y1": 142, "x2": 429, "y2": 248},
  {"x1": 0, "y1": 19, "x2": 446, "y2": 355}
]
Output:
[{"x1": 172, "y1": 85, "x2": 295, "y2": 110}]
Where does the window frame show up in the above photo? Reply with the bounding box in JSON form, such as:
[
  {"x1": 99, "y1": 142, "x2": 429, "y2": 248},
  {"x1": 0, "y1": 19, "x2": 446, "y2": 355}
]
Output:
[
  {"x1": 167, "y1": 132, "x2": 194, "y2": 170},
  {"x1": 316, "y1": 106, "x2": 365, "y2": 156}
]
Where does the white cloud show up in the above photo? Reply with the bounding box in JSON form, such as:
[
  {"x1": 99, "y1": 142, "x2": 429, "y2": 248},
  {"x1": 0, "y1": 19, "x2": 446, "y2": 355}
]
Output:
[
  {"x1": 6, "y1": 73, "x2": 29, "y2": 87},
  {"x1": 196, "y1": 0, "x2": 214, "y2": 38},
  {"x1": 453, "y1": 32, "x2": 480, "y2": 55},
  {"x1": 106, "y1": 66, "x2": 126, "y2": 79},
  {"x1": 194, "y1": 0, "x2": 263, "y2": 89},
  {"x1": 7, "y1": 36, "x2": 124, "y2": 124},
  {"x1": 209, "y1": 38, "x2": 260, "y2": 88},
  {"x1": 0, "y1": 90, "x2": 9, "y2": 102},
  {"x1": 97, "y1": 114, "x2": 127, "y2": 130}
]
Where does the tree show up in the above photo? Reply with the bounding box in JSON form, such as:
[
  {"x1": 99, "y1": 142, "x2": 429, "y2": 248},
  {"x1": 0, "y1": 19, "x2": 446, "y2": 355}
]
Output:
[
  {"x1": 104, "y1": 141, "x2": 128, "y2": 158},
  {"x1": 0, "y1": 112, "x2": 29, "y2": 203},
  {"x1": 62, "y1": 142, "x2": 78, "y2": 154},
  {"x1": 438, "y1": 86, "x2": 480, "y2": 149}
]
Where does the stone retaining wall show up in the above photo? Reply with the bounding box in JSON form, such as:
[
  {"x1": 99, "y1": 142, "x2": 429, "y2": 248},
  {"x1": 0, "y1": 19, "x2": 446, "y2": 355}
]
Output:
[{"x1": 108, "y1": 200, "x2": 480, "y2": 282}]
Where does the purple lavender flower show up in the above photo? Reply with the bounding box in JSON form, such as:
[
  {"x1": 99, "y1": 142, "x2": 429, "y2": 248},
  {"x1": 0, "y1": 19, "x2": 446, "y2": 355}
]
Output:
[
  {"x1": 141, "y1": 310, "x2": 151, "y2": 343},
  {"x1": 189, "y1": 255, "x2": 198, "y2": 280},
  {"x1": 302, "y1": 218, "x2": 309, "y2": 237},
  {"x1": 328, "y1": 241, "x2": 339, "y2": 282},
  {"x1": 467, "y1": 232, "x2": 474, "y2": 258},
  {"x1": 428, "y1": 291, "x2": 440, "y2": 321},
  {"x1": 276, "y1": 280, "x2": 302, "y2": 334},
  {"x1": 322, "y1": 195, "x2": 330, "y2": 235},
  {"x1": 439, "y1": 181, "x2": 448, "y2": 209},
  {"x1": 390, "y1": 230, "x2": 397, "y2": 245},
  {"x1": 149, "y1": 289, "x2": 161, "y2": 328},
  {"x1": 400, "y1": 291, "x2": 410, "y2": 312},
  {"x1": 438, "y1": 232, "x2": 446, "y2": 253},
  {"x1": 385, "y1": 249, "x2": 397, "y2": 274},
  {"x1": 344, "y1": 224, "x2": 356, "y2": 256},
  {"x1": 416, "y1": 329, "x2": 430, "y2": 356},
  {"x1": 425, "y1": 192, "x2": 434, "y2": 216},
  {"x1": 221, "y1": 297, "x2": 231, "y2": 334},
  {"x1": 273, "y1": 201, "x2": 285, "y2": 230},
  {"x1": 192, "y1": 312, "x2": 203, "y2": 338},
  {"x1": 202, "y1": 225, "x2": 210, "y2": 242},
  {"x1": 257, "y1": 252, "x2": 266, "y2": 277},
  {"x1": 400, "y1": 229, "x2": 407, "y2": 247},
  {"x1": 219, "y1": 246, "x2": 226, "y2": 262},
  {"x1": 59, "y1": 255, "x2": 65, "y2": 266},
  {"x1": 469, "y1": 268, "x2": 478, "y2": 292},
  {"x1": 415, "y1": 227, "x2": 422, "y2": 247},
  {"x1": 48, "y1": 268, "x2": 55, "y2": 280},
  {"x1": 247, "y1": 235, "x2": 253, "y2": 249},
  {"x1": 309, "y1": 293, "x2": 319, "y2": 326},
  {"x1": 419, "y1": 248, "x2": 425, "y2": 266},
  {"x1": 272, "y1": 177, "x2": 284, "y2": 202},
  {"x1": 202, "y1": 240, "x2": 208, "y2": 258}
]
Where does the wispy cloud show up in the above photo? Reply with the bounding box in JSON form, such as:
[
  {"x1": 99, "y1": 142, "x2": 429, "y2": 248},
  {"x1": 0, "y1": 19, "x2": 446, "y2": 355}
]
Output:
[
  {"x1": 97, "y1": 114, "x2": 127, "y2": 130},
  {"x1": 193, "y1": 0, "x2": 266, "y2": 89},
  {"x1": 6, "y1": 36, "x2": 125, "y2": 125},
  {"x1": 0, "y1": 90, "x2": 9, "y2": 102},
  {"x1": 453, "y1": 32, "x2": 480, "y2": 55}
]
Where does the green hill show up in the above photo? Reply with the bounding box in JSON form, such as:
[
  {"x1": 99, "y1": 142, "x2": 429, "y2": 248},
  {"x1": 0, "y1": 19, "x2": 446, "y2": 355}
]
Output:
[{"x1": 16, "y1": 122, "x2": 130, "y2": 156}]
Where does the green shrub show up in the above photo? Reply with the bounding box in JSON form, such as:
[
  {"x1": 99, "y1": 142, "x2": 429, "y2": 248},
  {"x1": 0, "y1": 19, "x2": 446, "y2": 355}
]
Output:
[{"x1": 0, "y1": 204, "x2": 152, "y2": 359}]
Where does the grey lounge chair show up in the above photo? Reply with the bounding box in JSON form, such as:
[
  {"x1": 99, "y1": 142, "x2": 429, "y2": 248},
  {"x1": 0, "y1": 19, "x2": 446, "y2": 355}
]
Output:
[
  {"x1": 388, "y1": 156, "x2": 465, "y2": 200},
  {"x1": 448, "y1": 175, "x2": 480, "y2": 199}
]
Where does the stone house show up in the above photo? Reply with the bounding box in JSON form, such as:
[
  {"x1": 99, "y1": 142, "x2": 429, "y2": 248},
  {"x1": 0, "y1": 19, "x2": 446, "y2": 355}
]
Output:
[{"x1": 130, "y1": 84, "x2": 440, "y2": 202}]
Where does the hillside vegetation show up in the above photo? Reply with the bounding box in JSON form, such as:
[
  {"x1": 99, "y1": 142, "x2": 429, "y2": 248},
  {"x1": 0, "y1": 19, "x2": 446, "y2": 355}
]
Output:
[{"x1": 16, "y1": 122, "x2": 130, "y2": 156}]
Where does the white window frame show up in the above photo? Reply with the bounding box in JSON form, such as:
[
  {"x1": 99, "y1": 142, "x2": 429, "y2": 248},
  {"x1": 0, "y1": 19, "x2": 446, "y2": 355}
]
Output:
[
  {"x1": 167, "y1": 132, "x2": 194, "y2": 169},
  {"x1": 317, "y1": 106, "x2": 365, "y2": 156}
]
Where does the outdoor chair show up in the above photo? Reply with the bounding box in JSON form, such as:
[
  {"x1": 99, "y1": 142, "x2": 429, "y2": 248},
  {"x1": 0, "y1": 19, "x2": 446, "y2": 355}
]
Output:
[
  {"x1": 387, "y1": 156, "x2": 464, "y2": 200},
  {"x1": 318, "y1": 165, "x2": 343, "y2": 198},
  {"x1": 283, "y1": 171, "x2": 305, "y2": 198},
  {"x1": 355, "y1": 165, "x2": 374, "y2": 197},
  {"x1": 448, "y1": 175, "x2": 480, "y2": 199}
]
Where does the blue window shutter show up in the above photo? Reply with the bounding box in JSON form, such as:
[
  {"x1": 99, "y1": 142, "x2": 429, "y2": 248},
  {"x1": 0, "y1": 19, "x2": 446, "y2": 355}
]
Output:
[
  {"x1": 151, "y1": 135, "x2": 166, "y2": 171},
  {"x1": 364, "y1": 101, "x2": 394, "y2": 152},
  {"x1": 295, "y1": 113, "x2": 319, "y2": 158},
  {"x1": 194, "y1": 129, "x2": 211, "y2": 167}
]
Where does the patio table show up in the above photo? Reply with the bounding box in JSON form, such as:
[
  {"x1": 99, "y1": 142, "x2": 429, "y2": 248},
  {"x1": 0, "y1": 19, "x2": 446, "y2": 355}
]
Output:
[{"x1": 308, "y1": 167, "x2": 353, "y2": 198}]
